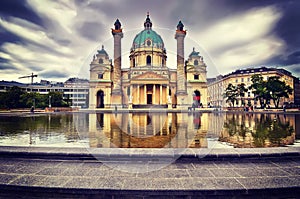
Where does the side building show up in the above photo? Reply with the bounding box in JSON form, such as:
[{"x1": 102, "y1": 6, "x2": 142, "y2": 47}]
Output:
[
  {"x1": 208, "y1": 67, "x2": 297, "y2": 108},
  {"x1": 0, "y1": 78, "x2": 89, "y2": 108}
]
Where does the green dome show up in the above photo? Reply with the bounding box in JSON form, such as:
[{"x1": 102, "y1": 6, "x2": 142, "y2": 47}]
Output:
[{"x1": 132, "y1": 29, "x2": 165, "y2": 50}]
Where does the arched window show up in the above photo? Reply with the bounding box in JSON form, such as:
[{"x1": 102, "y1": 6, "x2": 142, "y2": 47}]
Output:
[
  {"x1": 194, "y1": 60, "x2": 198, "y2": 66},
  {"x1": 99, "y1": 58, "x2": 103, "y2": 64},
  {"x1": 146, "y1": 55, "x2": 151, "y2": 65}
]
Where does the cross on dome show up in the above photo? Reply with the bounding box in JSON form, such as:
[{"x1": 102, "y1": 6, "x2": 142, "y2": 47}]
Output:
[{"x1": 144, "y1": 12, "x2": 152, "y2": 29}]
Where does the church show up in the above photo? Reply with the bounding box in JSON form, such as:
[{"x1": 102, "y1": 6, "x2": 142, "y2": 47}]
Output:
[{"x1": 89, "y1": 14, "x2": 208, "y2": 109}]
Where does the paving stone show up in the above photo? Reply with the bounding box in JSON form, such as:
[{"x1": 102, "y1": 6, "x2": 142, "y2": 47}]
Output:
[
  {"x1": 122, "y1": 178, "x2": 150, "y2": 190},
  {"x1": 61, "y1": 167, "x2": 91, "y2": 176},
  {"x1": 82, "y1": 161, "x2": 104, "y2": 169},
  {"x1": 36, "y1": 167, "x2": 67, "y2": 176},
  {"x1": 233, "y1": 168, "x2": 265, "y2": 177},
  {"x1": 163, "y1": 169, "x2": 190, "y2": 178},
  {"x1": 0, "y1": 165, "x2": 20, "y2": 173},
  {"x1": 85, "y1": 168, "x2": 112, "y2": 177},
  {"x1": 237, "y1": 177, "x2": 298, "y2": 189},
  {"x1": 1, "y1": 147, "x2": 300, "y2": 196},
  {"x1": 213, "y1": 178, "x2": 245, "y2": 190},
  {"x1": 251, "y1": 160, "x2": 277, "y2": 168},
  {"x1": 281, "y1": 167, "x2": 300, "y2": 176},
  {"x1": 136, "y1": 170, "x2": 167, "y2": 178},
  {"x1": 192, "y1": 161, "x2": 218, "y2": 169},
  {"x1": 14, "y1": 166, "x2": 44, "y2": 174},
  {"x1": 110, "y1": 169, "x2": 137, "y2": 177},
  {"x1": 64, "y1": 177, "x2": 101, "y2": 189},
  {"x1": 149, "y1": 178, "x2": 183, "y2": 190},
  {"x1": 187, "y1": 169, "x2": 214, "y2": 177},
  {"x1": 208, "y1": 169, "x2": 240, "y2": 177},
  {"x1": 271, "y1": 159, "x2": 300, "y2": 167},
  {"x1": 257, "y1": 168, "x2": 291, "y2": 177},
  {"x1": 17, "y1": 160, "x2": 62, "y2": 168},
  {"x1": 163, "y1": 163, "x2": 194, "y2": 170},
  {"x1": 57, "y1": 161, "x2": 84, "y2": 168},
  {"x1": 0, "y1": 158, "x2": 23, "y2": 166},
  {"x1": 213, "y1": 161, "x2": 233, "y2": 168},
  {"x1": 9, "y1": 175, "x2": 46, "y2": 186},
  {"x1": 102, "y1": 176, "x2": 125, "y2": 189},
  {"x1": 228, "y1": 159, "x2": 257, "y2": 168},
  {"x1": 180, "y1": 178, "x2": 216, "y2": 190},
  {"x1": 38, "y1": 176, "x2": 72, "y2": 187},
  {"x1": 0, "y1": 173, "x2": 19, "y2": 184}
]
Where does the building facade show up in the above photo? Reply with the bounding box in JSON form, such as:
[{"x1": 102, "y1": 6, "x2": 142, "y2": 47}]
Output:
[
  {"x1": 0, "y1": 79, "x2": 89, "y2": 108},
  {"x1": 208, "y1": 67, "x2": 296, "y2": 108},
  {"x1": 89, "y1": 14, "x2": 208, "y2": 109}
]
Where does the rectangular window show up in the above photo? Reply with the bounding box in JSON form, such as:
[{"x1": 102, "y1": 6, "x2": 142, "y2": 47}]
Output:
[
  {"x1": 241, "y1": 78, "x2": 244, "y2": 82},
  {"x1": 194, "y1": 75, "x2": 199, "y2": 80},
  {"x1": 235, "y1": 79, "x2": 238, "y2": 83},
  {"x1": 98, "y1": 74, "x2": 103, "y2": 79},
  {"x1": 248, "y1": 92, "x2": 251, "y2": 97},
  {"x1": 247, "y1": 78, "x2": 250, "y2": 82}
]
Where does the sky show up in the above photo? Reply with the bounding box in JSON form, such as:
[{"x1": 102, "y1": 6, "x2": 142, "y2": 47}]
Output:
[{"x1": 0, "y1": 0, "x2": 299, "y2": 84}]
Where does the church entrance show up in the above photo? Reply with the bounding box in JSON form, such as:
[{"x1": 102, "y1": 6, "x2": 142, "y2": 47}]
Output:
[
  {"x1": 193, "y1": 90, "x2": 201, "y2": 107},
  {"x1": 96, "y1": 90, "x2": 104, "y2": 108},
  {"x1": 147, "y1": 94, "x2": 152, "y2": 104}
]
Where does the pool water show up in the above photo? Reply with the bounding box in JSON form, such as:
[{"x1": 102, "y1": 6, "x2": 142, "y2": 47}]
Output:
[{"x1": 0, "y1": 112, "x2": 299, "y2": 148}]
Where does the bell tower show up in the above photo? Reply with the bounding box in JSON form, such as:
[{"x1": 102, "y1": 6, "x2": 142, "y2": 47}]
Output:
[
  {"x1": 175, "y1": 20, "x2": 188, "y2": 108},
  {"x1": 111, "y1": 19, "x2": 123, "y2": 108}
]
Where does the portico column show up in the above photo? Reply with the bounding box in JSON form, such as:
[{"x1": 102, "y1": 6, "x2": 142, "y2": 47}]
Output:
[
  {"x1": 130, "y1": 85, "x2": 133, "y2": 98},
  {"x1": 129, "y1": 85, "x2": 133, "y2": 109},
  {"x1": 144, "y1": 84, "x2": 147, "y2": 104},
  {"x1": 167, "y1": 85, "x2": 169, "y2": 100},
  {"x1": 153, "y1": 84, "x2": 156, "y2": 104},
  {"x1": 160, "y1": 85, "x2": 162, "y2": 104},
  {"x1": 137, "y1": 85, "x2": 140, "y2": 104}
]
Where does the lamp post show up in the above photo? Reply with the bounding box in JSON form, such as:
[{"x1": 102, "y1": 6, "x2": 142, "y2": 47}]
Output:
[{"x1": 49, "y1": 96, "x2": 52, "y2": 108}]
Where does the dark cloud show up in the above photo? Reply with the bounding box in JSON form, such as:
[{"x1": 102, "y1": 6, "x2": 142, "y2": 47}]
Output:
[
  {"x1": 269, "y1": 51, "x2": 300, "y2": 66},
  {"x1": 0, "y1": 57, "x2": 17, "y2": 70},
  {"x1": 39, "y1": 70, "x2": 69, "y2": 79},
  {"x1": 86, "y1": 0, "x2": 174, "y2": 28},
  {"x1": 272, "y1": 1, "x2": 300, "y2": 52},
  {"x1": 0, "y1": 26, "x2": 24, "y2": 46},
  {"x1": 27, "y1": 65, "x2": 44, "y2": 71},
  {"x1": 0, "y1": 0, "x2": 44, "y2": 27},
  {"x1": 77, "y1": 22, "x2": 104, "y2": 41}
]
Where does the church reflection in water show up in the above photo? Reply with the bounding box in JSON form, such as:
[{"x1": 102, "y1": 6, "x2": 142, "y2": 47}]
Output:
[
  {"x1": 88, "y1": 113, "x2": 211, "y2": 148},
  {"x1": 87, "y1": 112, "x2": 297, "y2": 148}
]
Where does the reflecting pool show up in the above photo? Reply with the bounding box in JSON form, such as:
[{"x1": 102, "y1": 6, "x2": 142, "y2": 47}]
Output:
[{"x1": 0, "y1": 112, "x2": 299, "y2": 148}]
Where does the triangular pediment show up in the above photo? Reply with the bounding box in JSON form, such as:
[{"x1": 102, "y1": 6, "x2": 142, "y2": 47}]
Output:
[{"x1": 132, "y1": 71, "x2": 168, "y2": 80}]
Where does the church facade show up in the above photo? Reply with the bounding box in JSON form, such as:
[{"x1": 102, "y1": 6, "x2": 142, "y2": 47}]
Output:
[{"x1": 89, "y1": 14, "x2": 208, "y2": 109}]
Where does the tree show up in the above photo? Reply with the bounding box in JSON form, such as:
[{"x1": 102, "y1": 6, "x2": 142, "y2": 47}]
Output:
[
  {"x1": 237, "y1": 83, "x2": 248, "y2": 106},
  {"x1": 267, "y1": 76, "x2": 293, "y2": 108},
  {"x1": 47, "y1": 92, "x2": 68, "y2": 107},
  {"x1": 249, "y1": 74, "x2": 269, "y2": 108},
  {"x1": 223, "y1": 83, "x2": 238, "y2": 107},
  {"x1": 5, "y1": 86, "x2": 26, "y2": 108},
  {"x1": 223, "y1": 83, "x2": 249, "y2": 107}
]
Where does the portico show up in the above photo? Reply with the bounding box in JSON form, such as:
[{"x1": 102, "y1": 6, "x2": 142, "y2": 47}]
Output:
[{"x1": 129, "y1": 72, "x2": 170, "y2": 107}]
